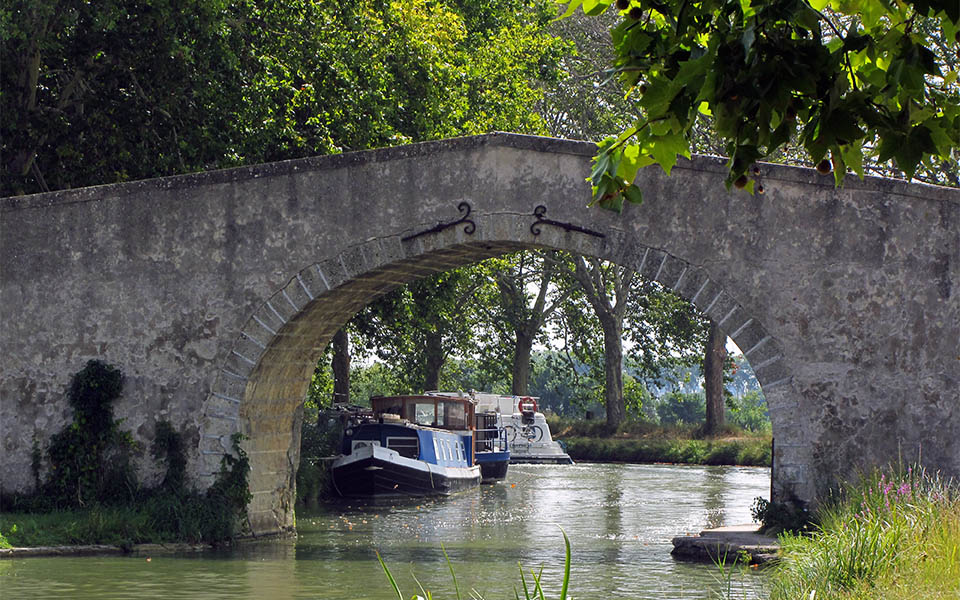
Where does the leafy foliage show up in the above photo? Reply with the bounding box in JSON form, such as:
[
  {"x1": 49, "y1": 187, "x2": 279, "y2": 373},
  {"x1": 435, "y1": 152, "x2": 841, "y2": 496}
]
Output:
[
  {"x1": 150, "y1": 420, "x2": 187, "y2": 493},
  {"x1": 44, "y1": 360, "x2": 139, "y2": 508},
  {"x1": 2, "y1": 0, "x2": 565, "y2": 196},
  {"x1": 557, "y1": 0, "x2": 960, "y2": 208},
  {"x1": 353, "y1": 269, "x2": 490, "y2": 392},
  {"x1": 655, "y1": 391, "x2": 706, "y2": 425},
  {"x1": 4, "y1": 363, "x2": 252, "y2": 544}
]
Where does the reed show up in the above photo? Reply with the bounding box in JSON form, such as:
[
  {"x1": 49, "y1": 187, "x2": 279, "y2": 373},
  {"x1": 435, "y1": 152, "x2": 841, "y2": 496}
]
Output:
[
  {"x1": 768, "y1": 464, "x2": 960, "y2": 599},
  {"x1": 377, "y1": 529, "x2": 572, "y2": 600}
]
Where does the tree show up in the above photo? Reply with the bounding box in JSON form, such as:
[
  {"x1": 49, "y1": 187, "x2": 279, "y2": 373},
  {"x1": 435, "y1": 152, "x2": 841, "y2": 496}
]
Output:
[
  {"x1": 353, "y1": 269, "x2": 487, "y2": 392},
  {"x1": 561, "y1": 255, "x2": 638, "y2": 428},
  {"x1": 331, "y1": 328, "x2": 350, "y2": 406},
  {"x1": 557, "y1": 0, "x2": 960, "y2": 209},
  {"x1": 551, "y1": 253, "x2": 713, "y2": 428},
  {"x1": 474, "y1": 251, "x2": 573, "y2": 395},
  {"x1": 702, "y1": 320, "x2": 728, "y2": 435},
  {"x1": 538, "y1": 8, "x2": 632, "y2": 138},
  {"x1": 1, "y1": 0, "x2": 247, "y2": 195},
  {"x1": 2, "y1": 0, "x2": 565, "y2": 196}
]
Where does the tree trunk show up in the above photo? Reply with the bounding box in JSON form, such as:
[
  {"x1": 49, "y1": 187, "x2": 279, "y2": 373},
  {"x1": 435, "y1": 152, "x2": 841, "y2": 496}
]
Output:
[
  {"x1": 331, "y1": 327, "x2": 350, "y2": 406},
  {"x1": 511, "y1": 327, "x2": 535, "y2": 396},
  {"x1": 703, "y1": 320, "x2": 727, "y2": 436},
  {"x1": 601, "y1": 317, "x2": 626, "y2": 429},
  {"x1": 422, "y1": 330, "x2": 445, "y2": 391}
]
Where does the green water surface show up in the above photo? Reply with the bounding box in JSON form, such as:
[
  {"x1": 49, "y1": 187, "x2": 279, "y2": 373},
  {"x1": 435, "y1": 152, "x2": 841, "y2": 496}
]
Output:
[{"x1": 0, "y1": 463, "x2": 770, "y2": 599}]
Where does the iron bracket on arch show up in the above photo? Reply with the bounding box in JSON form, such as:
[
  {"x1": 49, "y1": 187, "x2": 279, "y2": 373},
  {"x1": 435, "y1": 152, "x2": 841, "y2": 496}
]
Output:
[
  {"x1": 402, "y1": 201, "x2": 476, "y2": 242},
  {"x1": 530, "y1": 205, "x2": 605, "y2": 238}
]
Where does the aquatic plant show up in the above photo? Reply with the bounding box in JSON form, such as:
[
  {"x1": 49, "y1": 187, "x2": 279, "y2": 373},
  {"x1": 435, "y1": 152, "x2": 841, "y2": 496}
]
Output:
[{"x1": 377, "y1": 529, "x2": 572, "y2": 600}]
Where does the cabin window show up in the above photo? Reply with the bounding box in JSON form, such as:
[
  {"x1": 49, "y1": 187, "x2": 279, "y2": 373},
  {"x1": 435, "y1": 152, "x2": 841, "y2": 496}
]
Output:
[
  {"x1": 456, "y1": 442, "x2": 463, "y2": 462},
  {"x1": 443, "y1": 402, "x2": 466, "y2": 429},
  {"x1": 407, "y1": 402, "x2": 436, "y2": 426},
  {"x1": 385, "y1": 436, "x2": 419, "y2": 459}
]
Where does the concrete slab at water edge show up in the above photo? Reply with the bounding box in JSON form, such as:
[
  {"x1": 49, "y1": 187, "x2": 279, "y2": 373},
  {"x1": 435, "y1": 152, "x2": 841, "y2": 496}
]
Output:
[{"x1": 671, "y1": 524, "x2": 779, "y2": 565}]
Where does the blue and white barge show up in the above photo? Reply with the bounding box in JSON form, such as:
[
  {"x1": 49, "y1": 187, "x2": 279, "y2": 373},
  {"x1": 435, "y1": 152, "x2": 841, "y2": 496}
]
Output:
[{"x1": 330, "y1": 395, "x2": 481, "y2": 497}]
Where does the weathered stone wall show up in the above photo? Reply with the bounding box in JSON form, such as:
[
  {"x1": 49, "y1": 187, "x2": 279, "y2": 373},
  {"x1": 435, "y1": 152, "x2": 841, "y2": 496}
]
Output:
[{"x1": 2, "y1": 134, "x2": 957, "y2": 534}]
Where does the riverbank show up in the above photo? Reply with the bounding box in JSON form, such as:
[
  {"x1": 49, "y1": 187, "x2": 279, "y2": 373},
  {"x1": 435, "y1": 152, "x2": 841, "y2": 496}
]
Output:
[
  {"x1": 0, "y1": 541, "x2": 212, "y2": 559},
  {"x1": 767, "y1": 465, "x2": 960, "y2": 599},
  {"x1": 548, "y1": 417, "x2": 772, "y2": 467},
  {"x1": 0, "y1": 498, "x2": 247, "y2": 551}
]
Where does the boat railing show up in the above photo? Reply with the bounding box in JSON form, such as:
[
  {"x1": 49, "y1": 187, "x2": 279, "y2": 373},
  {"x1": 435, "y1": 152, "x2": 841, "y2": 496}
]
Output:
[{"x1": 475, "y1": 426, "x2": 508, "y2": 453}]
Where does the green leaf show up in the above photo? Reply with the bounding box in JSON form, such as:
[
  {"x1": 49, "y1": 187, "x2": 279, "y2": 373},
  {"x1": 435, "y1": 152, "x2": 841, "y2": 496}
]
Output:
[
  {"x1": 895, "y1": 126, "x2": 936, "y2": 179},
  {"x1": 582, "y1": 0, "x2": 611, "y2": 16},
  {"x1": 555, "y1": 0, "x2": 585, "y2": 20},
  {"x1": 831, "y1": 149, "x2": 847, "y2": 186},
  {"x1": 623, "y1": 184, "x2": 644, "y2": 205},
  {"x1": 560, "y1": 528, "x2": 571, "y2": 600},
  {"x1": 615, "y1": 143, "x2": 641, "y2": 182},
  {"x1": 840, "y1": 143, "x2": 865, "y2": 179},
  {"x1": 649, "y1": 132, "x2": 689, "y2": 175},
  {"x1": 376, "y1": 551, "x2": 404, "y2": 600}
]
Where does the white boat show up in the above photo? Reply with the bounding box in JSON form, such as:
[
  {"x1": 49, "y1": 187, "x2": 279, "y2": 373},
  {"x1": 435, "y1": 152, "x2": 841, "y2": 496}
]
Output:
[{"x1": 428, "y1": 392, "x2": 573, "y2": 464}]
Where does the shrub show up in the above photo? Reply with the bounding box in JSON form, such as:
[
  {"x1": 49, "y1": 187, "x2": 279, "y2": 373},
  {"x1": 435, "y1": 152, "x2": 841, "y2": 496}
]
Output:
[
  {"x1": 5, "y1": 362, "x2": 253, "y2": 546},
  {"x1": 296, "y1": 410, "x2": 344, "y2": 506},
  {"x1": 44, "y1": 360, "x2": 140, "y2": 508}
]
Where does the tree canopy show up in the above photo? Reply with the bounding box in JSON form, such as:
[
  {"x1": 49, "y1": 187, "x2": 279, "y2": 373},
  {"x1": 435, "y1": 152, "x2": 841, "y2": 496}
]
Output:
[
  {"x1": 1, "y1": 0, "x2": 563, "y2": 196},
  {"x1": 557, "y1": 0, "x2": 960, "y2": 209}
]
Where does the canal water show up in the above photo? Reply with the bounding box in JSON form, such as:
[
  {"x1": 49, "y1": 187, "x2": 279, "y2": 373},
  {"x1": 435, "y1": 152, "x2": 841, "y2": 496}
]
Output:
[{"x1": 1, "y1": 463, "x2": 769, "y2": 599}]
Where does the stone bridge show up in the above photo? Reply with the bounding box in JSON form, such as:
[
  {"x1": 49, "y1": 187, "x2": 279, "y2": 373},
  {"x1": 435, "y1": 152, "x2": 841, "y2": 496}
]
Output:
[{"x1": 2, "y1": 133, "x2": 957, "y2": 534}]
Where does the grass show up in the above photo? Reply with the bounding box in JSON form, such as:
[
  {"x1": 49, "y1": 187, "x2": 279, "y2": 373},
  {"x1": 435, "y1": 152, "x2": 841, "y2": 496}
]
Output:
[
  {"x1": 767, "y1": 465, "x2": 960, "y2": 599},
  {"x1": 0, "y1": 490, "x2": 245, "y2": 548},
  {"x1": 1, "y1": 506, "x2": 152, "y2": 548},
  {"x1": 548, "y1": 417, "x2": 772, "y2": 467}
]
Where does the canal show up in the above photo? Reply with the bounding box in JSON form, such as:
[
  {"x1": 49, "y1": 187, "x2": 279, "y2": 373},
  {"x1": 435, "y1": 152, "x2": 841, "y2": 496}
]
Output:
[{"x1": 1, "y1": 463, "x2": 769, "y2": 599}]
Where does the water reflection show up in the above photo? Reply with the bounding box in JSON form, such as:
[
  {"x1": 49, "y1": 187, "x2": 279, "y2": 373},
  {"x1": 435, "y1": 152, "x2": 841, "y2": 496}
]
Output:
[
  {"x1": 702, "y1": 467, "x2": 728, "y2": 529},
  {"x1": 1, "y1": 463, "x2": 770, "y2": 600}
]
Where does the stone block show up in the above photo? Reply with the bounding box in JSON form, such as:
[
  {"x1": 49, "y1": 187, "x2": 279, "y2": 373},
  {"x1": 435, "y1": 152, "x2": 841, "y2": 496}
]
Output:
[
  {"x1": 295, "y1": 264, "x2": 327, "y2": 298},
  {"x1": 266, "y1": 290, "x2": 298, "y2": 323},
  {"x1": 689, "y1": 277, "x2": 722, "y2": 310},
  {"x1": 280, "y1": 274, "x2": 311, "y2": 312},
  {"x1": 315, "y1": 257, "x2": 351, "y2": 291},
  {"x1": 653, "y1": 254, "x2": 687, "y2": 290},
  {"x1": 338, "y1": 245, "x2": 368, "y2": 279},
  {"x1": 638, "y1": 249, "x2": 666, "y2": 281},
  {"x1": 704, "y1": 290, "x2": 738, "y2": 324},
  {"x1": 247, "y1": 305, "x2": 283, "y2": 337},
  {"x1": 733, "y1": 319, "x2": 768, "y2": 360},
  {"x1": 231, "y1": 335, "x2": 266, "y2": 366},
  {"x1": 669, "y1": 265, "x2": 703, "y2": 302},
  {"x1": 214, "y1": 375, "x2": 247, "y2": 403}
]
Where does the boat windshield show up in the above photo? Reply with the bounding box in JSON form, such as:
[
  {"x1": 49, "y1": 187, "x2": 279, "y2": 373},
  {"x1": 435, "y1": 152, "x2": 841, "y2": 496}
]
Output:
[{"x1": 372, "y1": 395, "x2": 472, "y2": 430}]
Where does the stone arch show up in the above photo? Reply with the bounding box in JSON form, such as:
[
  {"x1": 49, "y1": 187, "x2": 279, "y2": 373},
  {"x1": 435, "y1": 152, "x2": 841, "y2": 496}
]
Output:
[
  {"x1": 204, "y1": 211, "x2": 795, "y2": 534},
  {"x1": 5, "y1": 133, "x2": 954, "y2": 538}
]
